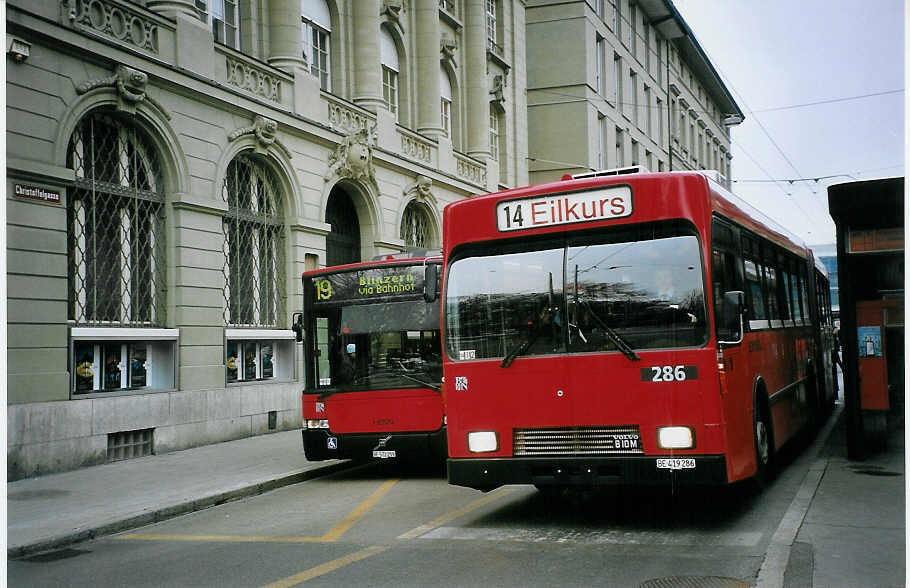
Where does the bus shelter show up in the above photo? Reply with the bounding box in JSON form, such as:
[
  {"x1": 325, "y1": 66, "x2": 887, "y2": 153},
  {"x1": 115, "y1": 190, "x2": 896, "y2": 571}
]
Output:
[{"x1": 828, "y1": 177, "x2": 904, "y2": 459}]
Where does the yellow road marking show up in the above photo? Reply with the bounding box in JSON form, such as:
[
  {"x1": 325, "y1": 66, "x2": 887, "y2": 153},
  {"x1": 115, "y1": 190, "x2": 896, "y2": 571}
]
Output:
[
  {"x1": 260, "y1": 488, "x2": 513, "y2": 587},
  {"x1": 120, "y1": 479, "x2": 400, "y2": 545},
  {"x1": 319, "y1": 478, "x2": 398, "y2": 541},
  {"x1": 259, "y1": 545, "x2": 391, "y2": 588},
  {"x1": 119, "y1": 533, "x2": 326, "y2": 543}
]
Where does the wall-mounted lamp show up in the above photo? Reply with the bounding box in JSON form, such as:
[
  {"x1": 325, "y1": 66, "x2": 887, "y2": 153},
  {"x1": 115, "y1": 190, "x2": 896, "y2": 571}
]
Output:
[
  {"x1": 722, "y1": 114, "x2": 744, "y2": 126},
  {"x1": 7, "y1": 36, "x2": 31, "y2": 63}
]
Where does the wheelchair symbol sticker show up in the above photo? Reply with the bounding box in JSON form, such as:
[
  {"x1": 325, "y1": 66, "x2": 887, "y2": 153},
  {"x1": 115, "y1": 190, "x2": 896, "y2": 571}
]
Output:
[{"x1": 327, "y1": 437, "x2": 338, "y2": 449}]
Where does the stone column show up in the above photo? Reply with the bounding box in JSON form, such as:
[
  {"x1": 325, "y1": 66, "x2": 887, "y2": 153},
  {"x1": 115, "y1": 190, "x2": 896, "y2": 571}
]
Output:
[
  {"x1": 353, "y1": 0, "x2": 384, "y2": 112},
  {"x1": 149, "y1": 0, "x2": 215, "y2": 78},
  {"x1": 464, "y1": 0, "x2": 490, "y2": 159},
  {"x1": 268, "y1": 0, "x2": 306, "y2": 72},
  {"x1": 416, "y1": 0, "x2": 442, "y2": 138},
  {"x1": 146, "y1": 0, "x2": 196, "y2": 20}
]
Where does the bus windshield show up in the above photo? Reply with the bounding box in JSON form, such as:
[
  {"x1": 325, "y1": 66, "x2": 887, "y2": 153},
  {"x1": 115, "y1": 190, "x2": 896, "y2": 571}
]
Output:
[
  {"x1": 313, "y1": 300, "x2": 442, "y2": 393},
  {"x1": 445, "y1": 226, "x2": 708, "y2": 361}
]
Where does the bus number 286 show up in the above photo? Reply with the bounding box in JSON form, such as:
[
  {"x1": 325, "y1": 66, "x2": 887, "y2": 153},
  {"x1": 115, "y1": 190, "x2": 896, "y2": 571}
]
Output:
[{"x1": 647, "y1": 365, "x2": 697, "y2": 382}]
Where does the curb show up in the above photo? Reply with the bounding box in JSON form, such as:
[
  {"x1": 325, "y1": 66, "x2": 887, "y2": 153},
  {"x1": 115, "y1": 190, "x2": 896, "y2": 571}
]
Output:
[{"x1": 7, "y1": 460, "x2": 355, "y2": 559}]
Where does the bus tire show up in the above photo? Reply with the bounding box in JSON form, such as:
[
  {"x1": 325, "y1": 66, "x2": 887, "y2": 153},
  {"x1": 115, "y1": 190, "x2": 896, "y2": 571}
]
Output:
[{"x1": 753, "y1": 392, "x2": 776, "y2": 487}]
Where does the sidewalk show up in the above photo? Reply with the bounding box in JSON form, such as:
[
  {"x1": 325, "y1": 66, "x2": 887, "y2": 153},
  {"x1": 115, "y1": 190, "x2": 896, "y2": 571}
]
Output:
[
  {"x1": 794, "y1": 412, "x2": 905, "y2": 588},
  {"x1": 7, "y1": 429, "x2": 349, "y2": 558}
]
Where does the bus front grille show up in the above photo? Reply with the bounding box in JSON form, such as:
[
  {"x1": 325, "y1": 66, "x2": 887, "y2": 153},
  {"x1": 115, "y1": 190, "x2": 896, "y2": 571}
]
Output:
[{"x1": 513, "y1": 426, "x2": 644, "y2": 456}]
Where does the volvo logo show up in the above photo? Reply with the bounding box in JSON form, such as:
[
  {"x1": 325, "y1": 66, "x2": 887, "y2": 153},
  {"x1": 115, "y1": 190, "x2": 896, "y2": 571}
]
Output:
[{"x1": 373, "y1": 435, "x2": 393, "y2": 450}]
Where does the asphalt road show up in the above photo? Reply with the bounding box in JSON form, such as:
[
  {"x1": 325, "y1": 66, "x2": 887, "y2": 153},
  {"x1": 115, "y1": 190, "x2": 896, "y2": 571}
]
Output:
[{"x1": 9, "y1": 437, "x2": 821, "y2": 588}]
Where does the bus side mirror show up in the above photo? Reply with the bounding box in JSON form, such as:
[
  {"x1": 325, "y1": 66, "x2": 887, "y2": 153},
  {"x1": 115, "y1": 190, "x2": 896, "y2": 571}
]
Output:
[
  {"x1": 424, "y1": 264, "x2": 438, "y2": 302},
  {"x1": 718, "y1": 291, "x2": 744, "y2": 345},
  {"x1": 292, "y1": 312, "x2": 304, "y2": 342}
]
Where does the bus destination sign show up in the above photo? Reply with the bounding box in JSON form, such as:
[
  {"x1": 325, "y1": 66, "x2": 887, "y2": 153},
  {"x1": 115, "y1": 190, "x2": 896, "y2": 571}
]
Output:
[
  {"x1": 312, "y1": 266, "x2": 425, "y2": 304},
  {"x1": 496, "y1": 186, "x2": 632, "y2": 232}
]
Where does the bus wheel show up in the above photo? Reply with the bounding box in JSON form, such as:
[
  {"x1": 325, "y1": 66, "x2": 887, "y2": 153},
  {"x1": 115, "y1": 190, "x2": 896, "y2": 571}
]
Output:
[{"x1": 753, "y1": 397, "x2": 776, "y2": 486}]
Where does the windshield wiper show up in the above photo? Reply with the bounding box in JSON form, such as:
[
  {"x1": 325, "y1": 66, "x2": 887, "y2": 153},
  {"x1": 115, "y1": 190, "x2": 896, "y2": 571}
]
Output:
[
  {"x1": 578, "y1": 298, "x2": 640, "y2": 361},
  {"x1": 397, "y1": 372, "x2": 442, "y2": 392},
  {"x1": 500, "y1": 327, "x2": 541, "y2": 368}
]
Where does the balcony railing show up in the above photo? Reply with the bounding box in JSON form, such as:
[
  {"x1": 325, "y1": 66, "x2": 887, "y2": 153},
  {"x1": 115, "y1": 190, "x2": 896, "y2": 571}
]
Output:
[
  {"x1": 455, "y1": 152, "x2": 487, "y2": 187},
  {"x1": 399, "y1": 127, "x2": 435, "y2": 165},
  {"x1": 219, "y1": 47, "x2": 287, "y2": 103},
  {"x1": 324, "y1": 93, "x2": 376, "y2": 135},
  {"x1": 66, "y1": 0, "x2": 165, "y2": 54}
]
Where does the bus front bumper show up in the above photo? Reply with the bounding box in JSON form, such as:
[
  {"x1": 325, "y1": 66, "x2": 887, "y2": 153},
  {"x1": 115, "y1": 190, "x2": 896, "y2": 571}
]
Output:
[
  {"x1": 447, "y1": 455, "x2": 728, "y2": 491},
  {"x1": 302, "y1": 428, "x2": 446, "y2": 462}
]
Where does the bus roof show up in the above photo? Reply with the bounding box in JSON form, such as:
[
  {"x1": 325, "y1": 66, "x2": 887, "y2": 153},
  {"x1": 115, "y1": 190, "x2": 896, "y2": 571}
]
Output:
[
  {"x1": 443, "y1": 171, "x2": 808, "y2": 258},
  {"x1": 302, "y1": 251, "x2": 441, "y2": 280},
  {"x1": 701, "y1": 173, "x2": 808, "y2": 255}
]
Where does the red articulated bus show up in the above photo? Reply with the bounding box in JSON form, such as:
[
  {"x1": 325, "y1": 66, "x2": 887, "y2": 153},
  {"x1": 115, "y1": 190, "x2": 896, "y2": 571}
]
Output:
[
  {"x1": 441, "y1": 169, "x2": 835, "y2": 491},
  {"x1": 301, "y1": 251, "x2": 445, "y2": 462}
]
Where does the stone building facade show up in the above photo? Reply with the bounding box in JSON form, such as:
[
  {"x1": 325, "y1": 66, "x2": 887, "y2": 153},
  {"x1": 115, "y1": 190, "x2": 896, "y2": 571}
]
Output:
[
  {"x1": 6, "y1": 0, "x2": 527, "y2": 478},
  {"x1": 526, "y1": 0, "x2": 742, "y2": 185}
]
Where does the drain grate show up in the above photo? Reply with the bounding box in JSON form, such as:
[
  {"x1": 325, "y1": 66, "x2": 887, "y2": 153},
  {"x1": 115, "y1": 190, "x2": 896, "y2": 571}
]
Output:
[
  {"x1": 853, "y1": 469, "x2": 902, "y2": 477},
  {"x1": 640, "y1": 577, "x2": 751, "y2": 588},
  {"x1": 847, "y1": 464, "x2": 903, "y2": 477}
]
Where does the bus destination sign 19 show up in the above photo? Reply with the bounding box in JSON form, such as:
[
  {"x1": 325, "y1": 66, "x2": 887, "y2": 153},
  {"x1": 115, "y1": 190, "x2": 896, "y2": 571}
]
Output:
[
  {"x1": 311, "y1": 266, "x2": 425, "y2": 305},
  {"x1": 496, "y1": 186, "x2": 633, "y2": 232}
]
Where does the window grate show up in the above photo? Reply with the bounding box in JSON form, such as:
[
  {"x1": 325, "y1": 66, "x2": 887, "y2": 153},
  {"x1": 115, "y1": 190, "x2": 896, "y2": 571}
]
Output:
[
  {"x1": 222, "y1": 153, "x2": 285, "y2": 327},
  {"x1": 107, "y1": 428, "x2": 154, "y2": 462},
  {"x1": 400, "y1": 201, "x2": 433, "y2": 249},
  {"x1": 67, "y1": 111, "x2": 166, "y2": 327}
]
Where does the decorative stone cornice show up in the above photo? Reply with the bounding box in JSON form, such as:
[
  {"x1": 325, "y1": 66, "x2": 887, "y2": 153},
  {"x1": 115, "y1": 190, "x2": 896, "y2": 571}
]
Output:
[
  {"x1": 382, "y1": 0, "x2": 404, "y2": 24},
  {"x1": 76, "y1": 64, "x2": 170, "y2": 118},
  {"x1": 403, "y1": 174, "x2": 433, "y2": 200},
  {"x1": 441, "y1": 36, "x2": 457, "y2": 67},
  {"x1": 490, "y1": 74, "x2": 505, "y2": 107},
  {"x1": 325, "y1": 125, "x2": 379, "y2": 191},
  {"x1": 228, "y1": 115, "x2": 291, "y2": 158}
]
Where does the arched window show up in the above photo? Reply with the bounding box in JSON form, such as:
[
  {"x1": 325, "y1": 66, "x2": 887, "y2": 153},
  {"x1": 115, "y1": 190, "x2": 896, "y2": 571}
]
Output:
[
  {"x1": 440, "y1": 67, "x2": 453, "y2": 139},
  {"x1": 302, "y1": 0, "x2": 331, "y2": 90},
  {"x1": 380, "y1": 27, "x2": 400, "y2": 118},
  {"x1": 67, "y1": 110, "x2": 165, "y2": 326},
  {"x1": 400, "y1": 200, "x2": 434, "y2": 250},
  {"x1": 222, "y1": 153, "x2": 285, "y2": 327}
]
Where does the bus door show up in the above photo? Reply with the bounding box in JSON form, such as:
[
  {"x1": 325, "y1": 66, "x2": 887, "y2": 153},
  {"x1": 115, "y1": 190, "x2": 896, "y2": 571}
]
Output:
[{"x1": 712, "y1": 246, "x2": 753, "y2": 479}]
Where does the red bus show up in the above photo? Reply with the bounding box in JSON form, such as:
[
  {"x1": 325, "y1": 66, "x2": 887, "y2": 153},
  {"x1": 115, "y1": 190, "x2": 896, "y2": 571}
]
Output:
[
  {"x1": 301, "y1": 251, "x2": 444, "y2": 462},
  {"x1": 441, "y1": 169, "x2": 835, "y2": 491}
]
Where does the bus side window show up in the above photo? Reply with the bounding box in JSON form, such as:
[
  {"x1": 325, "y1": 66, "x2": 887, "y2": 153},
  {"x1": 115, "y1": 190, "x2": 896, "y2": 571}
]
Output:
[
  {"x1": 712, "y1": 248, "x2": 741, "y2": 340},
  {"x1": 744, "y1": 259, "x2": 766, "y2": 321}
]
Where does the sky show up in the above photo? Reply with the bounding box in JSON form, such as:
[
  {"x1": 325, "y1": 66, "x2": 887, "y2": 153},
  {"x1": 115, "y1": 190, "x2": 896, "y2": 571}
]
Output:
[{"x1": 671, "y1": 0, "x2": 905, "y2": 246}]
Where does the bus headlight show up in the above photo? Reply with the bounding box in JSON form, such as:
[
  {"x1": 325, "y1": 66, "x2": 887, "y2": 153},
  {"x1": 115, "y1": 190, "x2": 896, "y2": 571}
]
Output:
[
  {"x1": 306, "y1": 419, "x2": 329, "y2": 429},
  {"x1": 467, "y1": 431, "x2": 498, "y2": 453},
  {"x1": 657, "y1": 426, "x2": 694, "y2": 449}
]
